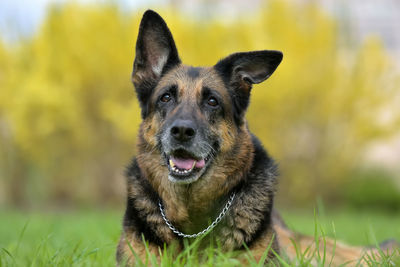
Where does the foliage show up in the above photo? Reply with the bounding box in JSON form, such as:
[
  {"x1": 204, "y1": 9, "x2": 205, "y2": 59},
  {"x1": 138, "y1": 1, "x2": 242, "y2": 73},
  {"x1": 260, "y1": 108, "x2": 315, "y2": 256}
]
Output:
[
  {"x1": 340, "y1": 168, "x2": 400, "y2": 211},
  {"x1": 0, "y1": 0, "x2": 399, "y2": 207}
]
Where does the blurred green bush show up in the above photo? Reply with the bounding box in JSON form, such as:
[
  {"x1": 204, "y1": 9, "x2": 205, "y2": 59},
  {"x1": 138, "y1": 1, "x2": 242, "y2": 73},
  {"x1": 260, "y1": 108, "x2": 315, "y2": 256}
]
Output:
[
  {"x1": 0, "y1": 1, "x2": 399, "y2": 208},
  {"x1": 340, "y1": 169, "x2": 400, "y2": 211}
]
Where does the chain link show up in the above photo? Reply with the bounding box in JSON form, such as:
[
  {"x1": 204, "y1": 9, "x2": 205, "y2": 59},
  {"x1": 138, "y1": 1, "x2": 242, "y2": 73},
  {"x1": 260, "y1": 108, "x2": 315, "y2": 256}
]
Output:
[{"x1": 159, "y1": 192, "x2": 236, "y2": 238}]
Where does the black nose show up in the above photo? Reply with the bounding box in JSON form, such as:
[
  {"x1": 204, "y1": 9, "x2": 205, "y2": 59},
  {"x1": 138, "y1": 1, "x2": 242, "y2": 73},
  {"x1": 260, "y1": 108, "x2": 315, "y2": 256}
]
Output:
[{"x1": 170, "y1": 119, "x2": 196, "y2": 142}]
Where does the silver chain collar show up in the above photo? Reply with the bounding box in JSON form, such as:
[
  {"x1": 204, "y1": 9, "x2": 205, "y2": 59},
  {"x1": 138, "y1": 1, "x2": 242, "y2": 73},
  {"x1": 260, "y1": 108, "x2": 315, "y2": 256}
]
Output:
[{"x1": 158, "y1": 192, "x2": 236, "y2": 238}]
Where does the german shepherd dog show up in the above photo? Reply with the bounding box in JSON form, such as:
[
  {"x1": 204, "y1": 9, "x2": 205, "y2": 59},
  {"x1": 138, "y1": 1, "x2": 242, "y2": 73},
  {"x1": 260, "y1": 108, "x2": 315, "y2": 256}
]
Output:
[{"x1": 117, "y1": 10, "x2": 398, "y2": 266}]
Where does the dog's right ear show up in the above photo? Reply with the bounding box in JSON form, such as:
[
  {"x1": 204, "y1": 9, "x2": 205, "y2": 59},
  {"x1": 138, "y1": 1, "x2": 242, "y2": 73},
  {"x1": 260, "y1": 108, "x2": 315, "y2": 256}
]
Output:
[{"x1": 132, "y1": 10, "x2": 181, "y2": 116}]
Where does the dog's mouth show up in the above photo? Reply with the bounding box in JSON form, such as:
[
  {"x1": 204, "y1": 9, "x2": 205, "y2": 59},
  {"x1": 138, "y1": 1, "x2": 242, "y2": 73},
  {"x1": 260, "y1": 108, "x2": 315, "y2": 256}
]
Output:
[{"x1": 165, "y1": 150, "x2": 211, "y2": 184}]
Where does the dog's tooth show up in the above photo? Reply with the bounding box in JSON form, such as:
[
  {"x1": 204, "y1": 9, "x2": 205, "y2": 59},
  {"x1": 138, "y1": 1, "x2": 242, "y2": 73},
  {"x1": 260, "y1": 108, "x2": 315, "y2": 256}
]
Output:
[
  {"x1": 169, "y1": 159, "x2": 175, "y2": 168},
  {"x1": 190, "y1": 161, "x2": 196, "y2": 170},
  {"x1": 170, "y1": 164, "x2": 194, "y2": 175}
]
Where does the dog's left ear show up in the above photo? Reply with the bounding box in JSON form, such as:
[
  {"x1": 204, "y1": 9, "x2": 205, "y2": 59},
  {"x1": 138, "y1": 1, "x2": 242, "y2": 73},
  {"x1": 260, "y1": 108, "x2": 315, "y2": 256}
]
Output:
[
  {"x1": 214, "y1": 50, "x2": 283, "y2": 124},
  {"x1": 214, "y1": 50, "x2": 283, "y2": 91}
]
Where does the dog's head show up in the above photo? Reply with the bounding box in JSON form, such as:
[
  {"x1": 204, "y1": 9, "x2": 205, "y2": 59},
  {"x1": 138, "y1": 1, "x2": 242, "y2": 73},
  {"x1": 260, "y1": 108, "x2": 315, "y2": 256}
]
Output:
[{"x1": 132, "y1": 10, "x2": 282, "y2": 185}]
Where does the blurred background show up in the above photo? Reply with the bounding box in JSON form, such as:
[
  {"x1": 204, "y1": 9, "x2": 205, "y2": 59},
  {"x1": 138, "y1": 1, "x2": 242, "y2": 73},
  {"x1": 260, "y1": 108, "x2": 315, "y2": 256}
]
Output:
[{"x1": 0, "y1": 0, "x2": 399, "y2": 212}]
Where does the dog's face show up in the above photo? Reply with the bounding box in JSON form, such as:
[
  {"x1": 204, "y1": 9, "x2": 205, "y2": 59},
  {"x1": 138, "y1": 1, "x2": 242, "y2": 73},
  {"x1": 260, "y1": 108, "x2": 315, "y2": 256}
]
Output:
[{"x1": 132, "y1": 10, "x2": 282, "y2": 184}]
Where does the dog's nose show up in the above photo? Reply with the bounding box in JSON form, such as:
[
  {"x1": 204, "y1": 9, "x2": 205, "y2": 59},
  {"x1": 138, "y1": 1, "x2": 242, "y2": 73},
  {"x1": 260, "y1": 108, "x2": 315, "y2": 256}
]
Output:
[{"x1": 170, "y1": 120, "x2": 196, "y2": 142}]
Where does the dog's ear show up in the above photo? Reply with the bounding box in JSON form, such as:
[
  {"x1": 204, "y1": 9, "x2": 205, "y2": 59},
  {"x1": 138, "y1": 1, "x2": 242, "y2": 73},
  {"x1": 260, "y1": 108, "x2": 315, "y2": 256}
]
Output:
[
  {"x1": 132, "y1": 10, "x2": 181, "y2": 116},
  {"x1": 214, "y1": 50, "x2": 283, "y2": 124},
  {"x1": 214, "y1": 50, "x2": 283, "y2": 91}
]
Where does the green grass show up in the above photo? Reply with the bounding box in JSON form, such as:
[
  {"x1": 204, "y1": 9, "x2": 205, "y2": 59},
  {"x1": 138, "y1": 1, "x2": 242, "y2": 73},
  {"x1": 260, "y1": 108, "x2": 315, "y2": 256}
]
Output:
[
  {"x1": 0, "y1": 208, "x2": 399, "y2": 266},
  {"x1": 280, "y1": 208, "x2": 400, "y2": 246},
  {"x1": 0, "y1": 210, "x2": 120, "y2": 266}
]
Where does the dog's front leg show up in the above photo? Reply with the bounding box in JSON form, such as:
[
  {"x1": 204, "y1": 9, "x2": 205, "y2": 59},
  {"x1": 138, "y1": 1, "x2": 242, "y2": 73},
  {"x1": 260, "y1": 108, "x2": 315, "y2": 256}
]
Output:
[
  {"x1": 247, "y1": 228, "x2": 280, "y2": 264},
  {"x1": 116, "y1": 232, "x2": 160, "y2": 266}
]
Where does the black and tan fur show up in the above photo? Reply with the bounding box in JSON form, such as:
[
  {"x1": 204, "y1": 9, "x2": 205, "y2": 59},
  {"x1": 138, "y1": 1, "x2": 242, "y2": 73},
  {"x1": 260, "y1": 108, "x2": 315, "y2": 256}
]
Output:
[{"x1": 117, "y1": 10, "x2": 398, "y2": 266}]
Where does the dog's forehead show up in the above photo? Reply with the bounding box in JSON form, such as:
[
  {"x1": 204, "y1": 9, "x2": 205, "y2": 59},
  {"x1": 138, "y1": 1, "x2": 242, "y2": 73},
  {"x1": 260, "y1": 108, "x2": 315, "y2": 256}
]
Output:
[{"x1": 156, "y1": 65, "x2": 228, "y2": 98}]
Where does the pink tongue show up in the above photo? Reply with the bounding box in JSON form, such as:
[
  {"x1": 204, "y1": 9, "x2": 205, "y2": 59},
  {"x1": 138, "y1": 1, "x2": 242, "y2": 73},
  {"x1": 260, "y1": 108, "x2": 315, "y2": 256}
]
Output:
[
  {"x1": 195, "y1": 159, "x2": 205, "y2": 168},
  {"x1": 170, "y1": 157, "x2": 206, "y2": 170},
  {"x1": 171, "y1": 157, "x2": 196, "y2": 170}
]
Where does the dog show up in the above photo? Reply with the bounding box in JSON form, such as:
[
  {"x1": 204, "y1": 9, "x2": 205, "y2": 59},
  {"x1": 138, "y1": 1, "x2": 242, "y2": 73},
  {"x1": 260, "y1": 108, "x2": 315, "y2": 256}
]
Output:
[{"x1": 117, "y1": 10, "x2": 398, "y2": 266}]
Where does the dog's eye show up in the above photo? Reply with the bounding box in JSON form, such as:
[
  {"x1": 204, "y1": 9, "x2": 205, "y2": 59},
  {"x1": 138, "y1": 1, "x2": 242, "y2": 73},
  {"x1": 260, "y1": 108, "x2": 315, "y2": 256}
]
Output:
[
  {"x1": 207, "y1": 97, "x2": 218, "y2": 107},
  {"x1": 160, "y1": 93, "x2": 172, "y2": 103}
]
